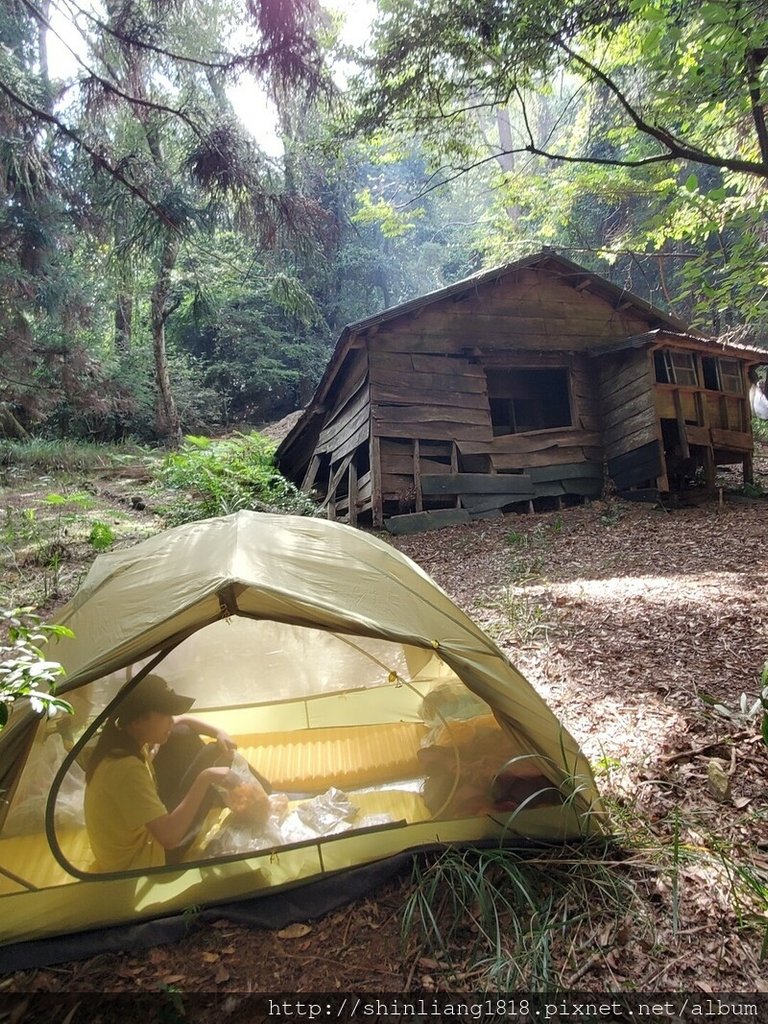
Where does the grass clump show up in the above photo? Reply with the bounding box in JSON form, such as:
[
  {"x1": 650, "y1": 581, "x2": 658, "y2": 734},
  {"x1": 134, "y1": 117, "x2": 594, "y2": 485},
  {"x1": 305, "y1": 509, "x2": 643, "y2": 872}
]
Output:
[
  {"x1": 154, "y1": 432, "x2": 316, "y2": 525},
  {"x1": 482, "y1": 588, "x2": 555, "y2": 645},
  {"x1": 0, "y1": 438, "x2": 145, "y2": 478},
  {"x1": 402, "y1": 845, "x2": 646, "y2": 990}
]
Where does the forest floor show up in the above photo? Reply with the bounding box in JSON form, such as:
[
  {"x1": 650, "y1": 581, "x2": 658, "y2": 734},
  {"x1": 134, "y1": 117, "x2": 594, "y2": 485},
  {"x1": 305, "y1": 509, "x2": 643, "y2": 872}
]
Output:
[{"x1": 1, "y1": 444, "x2": 768, "y2": 1006}]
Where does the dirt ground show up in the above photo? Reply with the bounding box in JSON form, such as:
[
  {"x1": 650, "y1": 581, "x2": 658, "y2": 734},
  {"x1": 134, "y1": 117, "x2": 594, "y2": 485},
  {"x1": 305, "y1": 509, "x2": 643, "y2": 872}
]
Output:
[{"x1": 2, "y1": 453, "x2": 768, "y2": 1005}]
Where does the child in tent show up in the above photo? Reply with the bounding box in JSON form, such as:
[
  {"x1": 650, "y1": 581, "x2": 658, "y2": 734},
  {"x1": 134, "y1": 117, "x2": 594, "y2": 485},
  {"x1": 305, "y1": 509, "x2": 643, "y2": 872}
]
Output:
[{"x1": 83, "y1": 674, "x2": 269, "y2": 872}]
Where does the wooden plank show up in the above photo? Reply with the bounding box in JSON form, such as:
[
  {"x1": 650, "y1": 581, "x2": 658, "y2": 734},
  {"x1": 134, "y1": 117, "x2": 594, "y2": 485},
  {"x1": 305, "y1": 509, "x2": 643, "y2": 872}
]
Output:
[
  {"x1": 559, "y1": 478, "x2": 604, "y2": 497},
  {"x1": 711, "y1": 427, "x2": 753, "y2": 450},
  {"x1": 376, "y1": 328, "x2": 628, "y2": 355},
  {"x1": 529, "y1": 462, "x2": 602, "y2": 483},
  {"x1": 332, "y1": 417, "x2": 370, "y2": 463},
  {"x1": 492, "y1": 448, "x2": 591, "y2": 470},
  {"x1": 384, "y1": 508, "x2": 471, "y2": 535},
  {"x1": 301, "y1": 454, "x2": 322, "y2": 493},
  {"x1": 373, "y1": 420, "x2": 493, "y2": 442},
  {"x1": 370, "y1": 366, "x2": 488, "y2": 394},
  {"x1": 317, "y1": 398, "x2": 369, "y2": 453},
  {"x1": 607, "y1": 439, "x2": 659, "y2": 474},
  {"x1": 457, "y1": 428, "x2": 600, "y2": 456},
  {"x1": 469, "y1": 509, "x2": 505, "y2": 521},
  {"x1": 319, "y1": 452, "x2": 353, "y2": 513},
  {"x1": 478, "y1": 351, "x2": 575, "y2": 367},
  {"x1": 673, "y1": 389, "x2": 691, "y2": 458},
  {"x1": 384, "y1": 454, "x2": 452, "y2": 475},
  {"x1": 602, "y1": 389, "x2": 655, "y2": 431},
  {"x1": 348, "y1": 460, "x2": 359, "y2": 526},
  {"x1": 602, "y1": 406, "x2": 657, "y2": 447},
  {"x1": 531, "y1": 481, "x2": 567, "y2": 499},
  {"x1": 599, "y1": 350, "x2": 651, "y2": 396},
  {"x1": 381, "y1": 477, "x2": 414, "y2": 499},
  {"x1": 612, "y1": 459, "x2": 662, "y2": 490},
  {"x1": 460, "y1": 491, "x2": 536, "y2": 513},
  {"x1": 411, "y1": 353, "x2": 485, "y2": 376},
  {"x1": 370, "y1": 434, "x2": 383, "y2": 529},
  {"x1": 331, "y1": 349, "x2": 368, "y2": 410},
  {"x1": 421, "y1": 473, "x2": 534, "y2": 496},
  {"x1": 372, "y1": 405, "x2": 490, "y2": 427},
  {"x1": 602, "y1": 373, "x2": 653, "y2": 417},
  {"x1": 604, "y1": 421, "x2": 658, "y2": 460},
  {"x1": 413, "y1": 439, "x2": 423, "y2": 512},
  {"x1": 371, "y1": 383, "x2": 491, "y2": 410},
  {"x1": 685, "y1": 424, "x2": 711, "y2": 447},
  {"x1": 322, "y1": 373, "x2": 369, "y2": 433}
]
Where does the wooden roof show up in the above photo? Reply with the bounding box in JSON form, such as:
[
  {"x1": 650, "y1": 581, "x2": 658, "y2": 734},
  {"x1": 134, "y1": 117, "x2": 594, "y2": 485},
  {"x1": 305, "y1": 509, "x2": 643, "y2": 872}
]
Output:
[{"x1": 587, "y1": 328, "x2": 768, "y2": 359}]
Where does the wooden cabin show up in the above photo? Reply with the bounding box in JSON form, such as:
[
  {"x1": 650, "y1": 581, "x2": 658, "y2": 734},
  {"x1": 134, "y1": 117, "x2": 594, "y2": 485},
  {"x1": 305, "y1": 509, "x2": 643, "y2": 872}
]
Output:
[{"x1": 276, "y1": 252, "x2": 765, "y2": 531}]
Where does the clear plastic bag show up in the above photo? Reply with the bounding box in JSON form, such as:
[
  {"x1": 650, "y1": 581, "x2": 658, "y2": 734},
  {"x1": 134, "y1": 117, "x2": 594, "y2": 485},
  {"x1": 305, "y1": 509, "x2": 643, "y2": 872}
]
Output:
[
  {"x1": 4, "y1": 733, "x2": 85, "y2": 836},
  {"x1": 202, "y1": 786, "x2": 365, "y2": 857}
]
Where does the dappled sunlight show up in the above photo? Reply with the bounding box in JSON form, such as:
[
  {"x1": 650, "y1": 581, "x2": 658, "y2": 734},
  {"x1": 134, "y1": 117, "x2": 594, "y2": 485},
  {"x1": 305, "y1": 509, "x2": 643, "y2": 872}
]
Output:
[{"x1": 535, "y1": 571, "x2": 756, "y2": 608}]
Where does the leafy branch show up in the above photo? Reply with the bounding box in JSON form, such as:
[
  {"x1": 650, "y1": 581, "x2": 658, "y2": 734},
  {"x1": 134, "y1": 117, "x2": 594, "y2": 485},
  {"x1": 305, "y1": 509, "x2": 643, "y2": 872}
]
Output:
[{"x1": 0, "y1": 607, "x2": 74, "y2": 730}]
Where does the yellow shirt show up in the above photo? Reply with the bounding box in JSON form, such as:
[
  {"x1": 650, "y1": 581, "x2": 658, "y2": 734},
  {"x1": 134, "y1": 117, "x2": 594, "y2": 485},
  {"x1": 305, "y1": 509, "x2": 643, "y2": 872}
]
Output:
[{"x1": 84, "y1": 751, "x2": 167, "y2": 872}]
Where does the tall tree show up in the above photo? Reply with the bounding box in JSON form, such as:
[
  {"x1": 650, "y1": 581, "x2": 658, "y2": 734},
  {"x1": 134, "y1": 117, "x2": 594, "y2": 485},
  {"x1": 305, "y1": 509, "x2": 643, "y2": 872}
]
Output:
[
  {"x1": 350, "y1": 0, "x2": 768, "y2": 334},
  {"x1": 0, "y1": 0, "x2": 327, "y2": 441}
]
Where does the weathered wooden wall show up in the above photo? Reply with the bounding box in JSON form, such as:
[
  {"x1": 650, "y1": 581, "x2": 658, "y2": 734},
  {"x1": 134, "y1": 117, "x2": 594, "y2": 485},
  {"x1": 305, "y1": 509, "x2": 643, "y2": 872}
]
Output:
[
  {"x1": 371, "y1": 269, "x2": 653, "y2": 354},
  {"x1": 597, "y1": 348, "x2": 663, "y2": 490},
  {"x1": 365, "y1": 270, "x2": 630, "y2": 526}
]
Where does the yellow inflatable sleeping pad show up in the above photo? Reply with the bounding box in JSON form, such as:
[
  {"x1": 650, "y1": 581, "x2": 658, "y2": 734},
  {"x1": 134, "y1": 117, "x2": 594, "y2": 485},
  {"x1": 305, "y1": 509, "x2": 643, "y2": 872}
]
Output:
[{"x1": 236, "y1": 721, "x2": 427, "y2": 792}]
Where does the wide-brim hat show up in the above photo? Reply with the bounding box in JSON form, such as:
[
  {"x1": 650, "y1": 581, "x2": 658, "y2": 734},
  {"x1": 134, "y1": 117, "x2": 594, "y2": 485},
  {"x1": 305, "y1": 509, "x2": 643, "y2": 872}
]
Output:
[{"x1": 117, "y1": 674, "x2": 195, "y2": 721}]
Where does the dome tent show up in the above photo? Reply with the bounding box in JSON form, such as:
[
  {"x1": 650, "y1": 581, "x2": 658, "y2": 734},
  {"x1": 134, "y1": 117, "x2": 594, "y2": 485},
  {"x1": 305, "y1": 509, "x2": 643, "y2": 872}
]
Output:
[{"x1": 0, "y1": 511, "x2": 604, "y2": 958}]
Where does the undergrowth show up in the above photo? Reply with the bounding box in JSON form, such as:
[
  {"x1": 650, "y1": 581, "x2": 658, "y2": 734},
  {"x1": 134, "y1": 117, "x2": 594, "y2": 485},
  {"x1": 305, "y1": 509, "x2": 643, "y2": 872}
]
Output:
[
  {"x1": 403, "y1": 742, "x2": 768, "y2": 991},
  {"x1": 154, "y1": 432, "x2": 316, "y2": 524},
  {"x1": 401, "y1": 843, "x2": 647, "y2": 989},
  {"x1": 0, "y1": 438, "x2": 146, "y2": 478}
]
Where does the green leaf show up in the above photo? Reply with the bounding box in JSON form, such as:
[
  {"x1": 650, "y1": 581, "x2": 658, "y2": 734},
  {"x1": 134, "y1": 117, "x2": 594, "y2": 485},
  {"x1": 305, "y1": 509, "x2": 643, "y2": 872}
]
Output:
[
  {"x1": 0, "y1": 703, "x2": 7, "y2": 729},
  {"x1": 684, "y1": 174, "x2": 698, "y2": 192}
]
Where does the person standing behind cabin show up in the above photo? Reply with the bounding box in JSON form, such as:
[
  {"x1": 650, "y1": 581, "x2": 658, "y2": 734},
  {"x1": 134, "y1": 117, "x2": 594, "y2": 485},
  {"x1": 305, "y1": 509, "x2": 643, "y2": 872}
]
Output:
[{"x1": 84, "y1": 675, "x2": 237, "y2": 872}]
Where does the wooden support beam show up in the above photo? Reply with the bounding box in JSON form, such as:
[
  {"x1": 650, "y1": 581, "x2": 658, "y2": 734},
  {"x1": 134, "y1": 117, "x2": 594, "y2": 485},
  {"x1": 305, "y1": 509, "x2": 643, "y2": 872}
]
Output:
[
  {"x1": 320, "y1": 452, "x2": 354, "y2": 517},
  {"x1": 421, "y1": 473, "x2": 534, "y2": 496},
  {"x1": 348, "y1": 459, "x2": 358, "y2": 526},
  {"x1": 413, "y1": 439, "x2": 423, "y2": 512},
  {"x1": 672, "y1": 389, "x2": 691, "y2": 458},
  {"x1": 451, "y1": 442, "x2": 460, "y2": 507},
  {"x1": 370, "y1": 435, "x2": 383, "y2": 530},
  {"x1": 301, "y1": 455, "x2": 321, "y2": 493},
  {"x1": 743, "y1": 452, "x2": 754, "y2": 486}
]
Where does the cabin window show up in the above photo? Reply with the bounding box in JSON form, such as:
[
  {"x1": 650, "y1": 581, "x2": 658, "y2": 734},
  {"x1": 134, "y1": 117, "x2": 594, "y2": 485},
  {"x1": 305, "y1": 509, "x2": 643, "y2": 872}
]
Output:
[
  {"x1": 702, "y1": 357, "x2": 743, "y2": 394},
  {"x1": 486, "y1": 367, "x2": 572, "y2": 435},
  {"x1": 654, "y1": 350, "x2": 699, "y2": 387}
]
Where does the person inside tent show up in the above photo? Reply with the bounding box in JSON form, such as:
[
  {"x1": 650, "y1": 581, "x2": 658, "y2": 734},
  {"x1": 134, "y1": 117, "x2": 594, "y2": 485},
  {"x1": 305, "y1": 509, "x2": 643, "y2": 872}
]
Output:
[{"x1": 83, "y1": 674, "x2": 268, "y2": 872}]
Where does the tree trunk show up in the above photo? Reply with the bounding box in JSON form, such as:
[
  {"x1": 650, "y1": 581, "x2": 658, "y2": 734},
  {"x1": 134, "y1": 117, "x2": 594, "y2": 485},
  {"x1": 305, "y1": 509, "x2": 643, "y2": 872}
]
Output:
[
  {"x1": 150, "y1": 235, "x2": 182, "y2": 446},
  {"x1": 495, "y1": 106, "x2": 521, "y2": 223},
  {"x1": 37, "y1": 0, "x2": 52, "y2": 112},
  {"x1": 114, "y1": 290, "x2": 133, "y2": 356}
]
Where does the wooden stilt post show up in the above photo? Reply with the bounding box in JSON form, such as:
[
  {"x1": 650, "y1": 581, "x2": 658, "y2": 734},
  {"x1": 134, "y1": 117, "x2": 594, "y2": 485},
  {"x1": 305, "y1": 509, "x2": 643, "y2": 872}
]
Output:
[
  {"x1": 370, "y1": 435, "x2": 383, "y2": 529},
  {"x1": 413, "y1": 439, "x2": 423, "y2": 512},
  {"x1": 348, "y1": 459, "x2": 358, "y2": 526}
]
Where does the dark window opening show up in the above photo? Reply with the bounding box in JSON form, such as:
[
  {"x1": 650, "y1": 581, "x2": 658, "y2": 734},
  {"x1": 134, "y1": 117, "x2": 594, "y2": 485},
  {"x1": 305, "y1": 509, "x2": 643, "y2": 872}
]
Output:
[
  {"x1": 654, "y1": 349, "x2": 698, "y2": 387},
  {"x1": 702, "y1": 356, "x2": 719, "y2": 390},
  {"x1": 486, "y1": 368, "x2": 571, "y2": 436}
]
